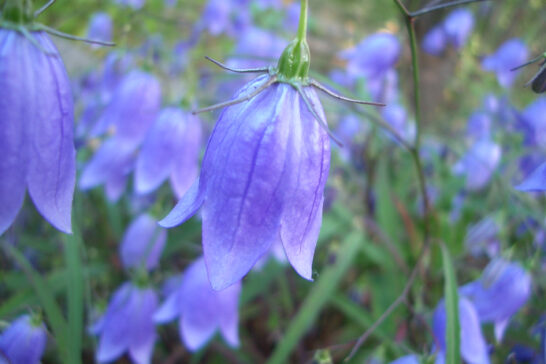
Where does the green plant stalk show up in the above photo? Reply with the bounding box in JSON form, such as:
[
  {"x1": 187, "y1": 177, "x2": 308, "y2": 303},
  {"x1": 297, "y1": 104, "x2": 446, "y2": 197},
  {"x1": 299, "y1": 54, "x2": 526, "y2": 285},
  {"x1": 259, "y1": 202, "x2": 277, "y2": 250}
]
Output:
[
  {"x1": 297, "y1": 0, "x2": 308, "y2": 42},
  {"x1": 441, "y1": 243, "x2": 461, "y2": 364},
  {"x1": 266, "y1": 231, "x2": 364, "y2": 364}
]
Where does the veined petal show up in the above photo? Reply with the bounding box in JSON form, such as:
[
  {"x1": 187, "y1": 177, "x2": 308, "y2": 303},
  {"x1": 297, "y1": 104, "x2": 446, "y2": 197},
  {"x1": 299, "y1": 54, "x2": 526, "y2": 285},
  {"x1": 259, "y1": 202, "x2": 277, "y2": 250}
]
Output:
[
  {"x1": 0, "y1": 30, "x2": 28, "y2": 235},
  {"x1": 159, "y1": 179, "x2": 204, "y2": 228},
  {"x1": 25, "y1": 33, "x2": 76, "y2": 234},
  {"x1": 201, "y1": 81, "x2": 292, "y2": 290},
  {"x1": 280, "y1": 86, "x2": 330, "y2": 280}
]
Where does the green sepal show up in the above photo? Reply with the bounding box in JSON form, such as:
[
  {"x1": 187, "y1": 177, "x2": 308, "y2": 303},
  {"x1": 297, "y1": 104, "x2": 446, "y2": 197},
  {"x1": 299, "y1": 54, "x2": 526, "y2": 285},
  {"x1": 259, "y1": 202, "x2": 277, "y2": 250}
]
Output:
[{"x1": 276, "y1": 38, "x2": 310, "y2": 82}]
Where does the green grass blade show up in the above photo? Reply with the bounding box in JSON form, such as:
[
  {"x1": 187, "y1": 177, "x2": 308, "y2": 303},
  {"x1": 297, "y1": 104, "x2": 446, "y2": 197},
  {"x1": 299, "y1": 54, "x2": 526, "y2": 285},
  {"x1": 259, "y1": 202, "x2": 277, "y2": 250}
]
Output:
[
  {"x1": 64, "y1": 227, "x2": 84, "y2": 364},
  {"x1": 266, "y1": 230, "x2": 363, "y2": 364},
  {"x1": 441, "y1": 243, "x2": 460, "y2": 364}
]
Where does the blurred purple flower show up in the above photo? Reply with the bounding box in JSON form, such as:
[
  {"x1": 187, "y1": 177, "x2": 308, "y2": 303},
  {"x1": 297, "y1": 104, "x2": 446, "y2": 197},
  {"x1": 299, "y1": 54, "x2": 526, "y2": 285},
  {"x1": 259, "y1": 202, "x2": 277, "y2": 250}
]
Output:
[
  {"x1": 518, "y1": 97, "x2": 546, "y2": 148},
  {"x1": 135, "y1": 108, "x2": 202, "y2": 198},
  {"x1": 0, "y1": 30, "x2": 76, "y2": 235},
  {"x1": 390, "y1": 355, "x2": 420, "y2": 364},
  {"x1": 433, "y1": 297, "x2": 490, "y2": 364},
  {"x1": 466, "y1": 112, "x2": 492, "y2": 142},
  {"x1": 120, "y1": 214, "x2": 166, "y2": 272},
  {"x1": 87, "y1": 12, "x2": 113, "y2": 46},
  {"x1": 228, "y1": 27, "x2": 287, "y2": 69},
  {"x1": 464, "y1": 217, "x2": 500, "y2": 258},
  {"x1": 90, "y1": 70, "x2": 161, "y2": 142},
  {"x1": 422, "y1": 25, "x2": 447, "y2": 56},
  {"x1": 154, "y1": 257, "x2": 241, "y2": 351},
  {"x1": 0, "y1": 315, "x2": 47, "y2": 364},
  {"x1": 255, "y1": 0, "x2": 282, "y2": 9},
  {"x1": 200, "y1": 0, "x2": 251, "y2": 38},
  {"x1": 452, "y1": 138, "x2": 501, "y2": 191},
  {"x1": 283, "y1": 3, "x2": 300, "y2": 33},
  {"x1": 381, "y1": 103, "x2": 416, "y2": 144},
  {"x1": 516, "y1": 162, "x2": 546, "y2": 192},
  {"x1": 160, "y1": 75, "x2": 330, "y2": 290},
  {"x1": 115, "y1": 0, "x2": 145, "y2": 10},
  {"x1": 91, "y1": 282, "x2": 157, "y2": 364},
  {"x1": 460, "y1": 259, "x2": 532, "y2": 341},
  {"x1": 482, "y1": 39, "x2": 528, "y2": 88},
  {"x1": 443, "y1": 8, "x2": 474, "y2": 49}
]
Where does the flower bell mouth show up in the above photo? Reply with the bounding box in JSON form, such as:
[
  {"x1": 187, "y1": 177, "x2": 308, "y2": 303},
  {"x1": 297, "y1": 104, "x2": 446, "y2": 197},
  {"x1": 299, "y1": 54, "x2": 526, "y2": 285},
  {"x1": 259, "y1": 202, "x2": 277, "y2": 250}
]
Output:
[{"x1": 191, "y1": 55, "x2": 386, "y2": 147}]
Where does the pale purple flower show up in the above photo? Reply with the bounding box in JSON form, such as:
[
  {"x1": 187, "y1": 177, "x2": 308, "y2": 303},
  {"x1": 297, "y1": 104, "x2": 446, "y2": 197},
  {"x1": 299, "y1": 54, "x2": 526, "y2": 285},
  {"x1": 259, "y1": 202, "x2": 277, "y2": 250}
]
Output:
[
  {"x1": 482, "y1": 39, "x2": 528, "y2": 88},
  {"x1": 381, "y1": 103, "x2": 416, "y2": 144},
  {"x1": 452, "y1": 138, "x2": 501, "y2": 191},
  {"x1": 160, "y1": 75, "x2": 330, "y2": 290},
  {"x1": 422, "y1": 25, "x2": 447, "y2": 56},
  {"x1": 443, "y1": 8, "x2": 474, "y2": 49},
  {"x1": 390, "y1": 355, "x2": 420, "y2": 364},
  {"x1": 227, "y1": 27, "x2": 287, "y2": 70},
  {"x1": 135, "y1": 108, "x2": 202, "y2": 198},
  {"x1": 460, "y1": 259, "x2": 532, "y2": 342},
  {"x1": 519, "y1": 97, "x2": 546, "y2": 148},
  {"x1": 120, "y1": 214, "x2": 166, "y2": 271},
  {"x1": 91, "y1": 282, "x2": 157, "y2": 364},
  {"x1": 466, "y1": 111, "x2": 492, "y2": 142},
  {"x1": 255, "y1": 0, "x2": 282, "y2": 10},
  {"x1": 87, "y1": 12, "x2": 113, "y2": 45},
  {"x1": 200, "y1": 0, "x2": 251, "y2": 38},
  {"x1": 464, "y1": 217, "x2": 500, "y2": 258},
  {"x1": 154, "y1": 257, "x2": 241, "y2": 351},
  {"x1": 516, "y1": 162, "x2": 546, "y2": 192},
  {"x1": 433, "y1": 297, "x2": 490, "y2": 364},
  {"x1": 0, "y1": 315, "x2": 47, "y2": 364},
  {"x1": 0, "y1": 30, "x2": 76, "y2": 235}
]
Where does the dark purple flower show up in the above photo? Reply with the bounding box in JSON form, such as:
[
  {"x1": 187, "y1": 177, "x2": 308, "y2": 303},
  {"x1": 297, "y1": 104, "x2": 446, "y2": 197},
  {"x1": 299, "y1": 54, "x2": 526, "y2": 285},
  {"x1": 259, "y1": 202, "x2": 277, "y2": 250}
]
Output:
[
  {"x1": 120, "y1": 214, "x2": 166, "y2": 272},
  {"x1": 87, "y1": 12, "x2": 113, "y2": 46},
  {"x1": 154, "y1": 257, "x2": 241, "y2": 351},
  {"x1": 482, "y1": 39, "x2": 528, "y2": 88},
  {"x1": 460, "y1": 259, "x2": 532, "y2": 341},
  {"x1": 422, "y1": 25, "x2": 447, "y2": 56},
  {"x1": 516, "y1": 162, "x2": 546, "y2": 192},
  {"x1": 443, "y1": 8, "x2": 474, "y2": 49},
  {"x1": 160, "y1": 75, "x2": 331, "y2": 290},
  {"x1": 90, "y1": 70, "x2": 161, "y2": 143},
  {"x1": 452, "y1": 138, "x2": 501, "y2": 191},
  {"x1": 0, "y1": 315, "x2": 47, "y2": 364},
  {"x1": 433, "y1": 297, "x2": 490, "y2": 364},
  {"x1": 0, "y1": 29, "x2": 76, "y2": 235},
  {"x1": 91, "y1": 282, "x2": 157, "y2": 364},
  {"x1": 135, "y1": 108, "x2": 202, "y2": 198}
]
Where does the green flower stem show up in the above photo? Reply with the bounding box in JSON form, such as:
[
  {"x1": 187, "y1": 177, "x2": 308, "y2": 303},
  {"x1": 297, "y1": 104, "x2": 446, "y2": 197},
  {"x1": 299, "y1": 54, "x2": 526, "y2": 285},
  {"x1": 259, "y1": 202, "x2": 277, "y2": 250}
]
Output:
[{"x1": 297, "y1": 0, "x2": 308, "y2": 42}]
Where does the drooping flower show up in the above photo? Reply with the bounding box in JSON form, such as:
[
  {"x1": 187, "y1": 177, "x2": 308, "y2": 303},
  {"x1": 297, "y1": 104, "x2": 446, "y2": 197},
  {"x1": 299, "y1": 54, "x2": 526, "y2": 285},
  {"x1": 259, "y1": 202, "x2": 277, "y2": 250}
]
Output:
[
  {"x1": 0, "y1": 29, "x2": 76, "y2": 235},
  {"x1": 87, "y1": 12, "x2": 113, "y2": 46},
  {"x1": 432, "y1": 297, "x2": 490, "y2": 364},
  {"x1": 466, "y1": 111, "x2": 492, "y2": 142},
  {"x1": 422, "y1": 25, "x2": 447, "y2": 56},
  {"x1": 120, "y1": 214, "x2": 166, "y2": 271},
  {"x1": 154, "y1": 257, "x2": 241, "y2": 351},
  {"x1": 135, "y1": 108, "x2": 202, "y2": 198},
  {"x1": 482, "y1": 39, "x2": 528, "y2": 88},
  {"x1": 443, "y1": 8, "x2": 474, "y2": 49},
  {"x1": 91, "y1": 282, "x2": 157, "y2": 364},
  {"x1": 460, "y1": 259, "x2": 532, "y2": 342},
  {"x1": 452, "y1": 138, "x2": 501, "y2": 191},
  {"x1": 0, "y1": 315, "x2": 47, "y2": 364}
]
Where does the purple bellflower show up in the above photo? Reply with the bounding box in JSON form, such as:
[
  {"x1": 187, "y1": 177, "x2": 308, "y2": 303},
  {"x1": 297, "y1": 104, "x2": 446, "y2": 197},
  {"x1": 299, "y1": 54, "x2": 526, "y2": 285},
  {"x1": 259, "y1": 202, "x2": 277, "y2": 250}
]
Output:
[
  {"x1": 199, "y1": 0, "x2": 251, "y2": 38},
  {"x1": 159, "y1": 6, "x2": 383, "y2": 290},
  {"x1": 91, "y1": 282, "x2": 158, "y2": 364},
  {"x1": 390, "y1": 355, "x2": 420, "y2": 364},
  {"x1": 422, "y1": 25, "x2": 447, "y2": 56},
  {"x1": 120, "y1": 214, "x2": 166, "y2": 271},
  {"x1": 516, "y1": 162, "x2": 546, "y2": 192},
  {"x1": 422, "y1": 8, "x2": 474, "y2": 55},
  {"x1": 464, "y1": 217, "x2": 500, "y2": 258},
  {"x1": 135, "y1": 108, "x2": 202, "y2": 198},
  {"x1": 87, "y1": 12, "x2": 113, "y2": 46},
  {"x1": 0, "y1": 315, "x2": 47, "y2": 364},
  {"x1": 460, "y1": 259, "x2": 532, "y2": 342},
  {"x1": 433, "y1": 297, "x2": 490, "y2": 364},
  {"x1": 154, "y1": 257, "x2": 241, "y2": 351},
  {"x1": 482, "y1": 39, "x2": 528, "y2": 88},
  {"x1": 0, "y1": 29, "x2": 76, "y2": 235},
  {"x1": 452, "y1": 138, "x2": 501, "y2": 191},
  {"x1": 466, "y1": 112, "x2": 492, "y2": 142}
]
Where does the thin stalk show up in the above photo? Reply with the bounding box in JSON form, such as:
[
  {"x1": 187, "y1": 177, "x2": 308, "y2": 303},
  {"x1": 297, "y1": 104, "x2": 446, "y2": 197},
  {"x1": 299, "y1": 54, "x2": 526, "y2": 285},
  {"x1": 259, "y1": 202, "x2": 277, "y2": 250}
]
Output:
[
  {"x1": 297, "y1": 0, "x2": 308, "y2": 42},
  {"x1": 412, "y1": 0, "x2": 489, "y2": 17}
]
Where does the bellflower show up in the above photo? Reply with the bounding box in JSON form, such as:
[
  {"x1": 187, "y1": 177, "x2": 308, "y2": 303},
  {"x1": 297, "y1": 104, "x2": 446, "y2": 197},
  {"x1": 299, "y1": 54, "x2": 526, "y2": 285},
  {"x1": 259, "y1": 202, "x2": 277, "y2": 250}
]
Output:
[
  {"x1": 464, "y1": 217, "x2": 500, "y2": 258},
  {"x1": 228, "y1": 27, "x2": 287, "y2": 70},
  {"x1": 154, "y1": 257, "x2": 241, "y2": 350},
  {"x1": 120, "y1": 214, "x2": 166, "y2": 272},
  {"x1": 460, "y1": 259, "x2": 532, "y2": 342},
  {"x1": 0, "y1": 29, "x2": 76, "y2": 235},
  {"x1": 87, "y1": 12, "x2": 113, "y2": 46},
  {"x1": 443, "y1": 8, "x2": 474, "y2": 49},
  {"x1": 135, "y1": 108, "x2": 202, "y2": 198},
  {"x1": 390, "y1": 355, "x2": 420, "y2": 364},
  {"x1": 482, "y1": 39, "x2": 528, "y2": 88},
  {"x1": 91, "y1": 282, "x2": 157, "y2": 364},
  {"x1": 0, "y1": 315, "x2": 47, "y2": 364},
  {"x1": 452, "y1": 138, "x2": 501, "y2": 191},
  {"x1": 466, "y1": 112, "x2": 492, "y2": 142},
  {"x1": 516, "y1": 162, "x2": 546, "y2": 192},
  {"x1": 433, "y1": 297, "x2": 490, "y2": 364},
  {"x1": 200, "y1": 0, "x2": 251, "y2": 38},
  {"x1": 422, "y1": 25, "x2": 447, "y2": 56}
]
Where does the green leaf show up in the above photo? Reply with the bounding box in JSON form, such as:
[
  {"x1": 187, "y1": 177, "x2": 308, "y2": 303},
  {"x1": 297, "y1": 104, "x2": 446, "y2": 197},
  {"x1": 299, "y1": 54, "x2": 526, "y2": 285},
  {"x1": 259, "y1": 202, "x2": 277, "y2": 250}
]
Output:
[
  {"x1": 441, "y1": 243, "x2": 460, "y2": 364},
  {"x1": 266, "y1": 230, "x2": 363, "y2": 364},
  {"x1": 64, "y1": 227, "x2": 84, "y2": 364}
]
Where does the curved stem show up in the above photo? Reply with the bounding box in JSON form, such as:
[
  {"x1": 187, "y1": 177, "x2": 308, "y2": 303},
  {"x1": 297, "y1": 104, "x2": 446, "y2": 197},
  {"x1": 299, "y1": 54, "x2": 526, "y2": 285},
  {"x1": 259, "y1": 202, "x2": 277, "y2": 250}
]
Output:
[{"x1": 297, "y1": 0, "x2": 308, "y2": 42}]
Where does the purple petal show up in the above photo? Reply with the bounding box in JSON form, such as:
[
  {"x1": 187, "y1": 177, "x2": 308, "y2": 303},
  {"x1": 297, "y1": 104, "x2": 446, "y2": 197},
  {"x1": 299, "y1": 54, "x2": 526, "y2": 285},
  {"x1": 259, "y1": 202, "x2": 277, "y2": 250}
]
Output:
[
  {"x1": 105, "y1": 171, "x2": 128, "y2": 202},
  {"x1": 127, "y1": 289, "x2": 157, "y2": 364},
  {"x1": 201, "y1": 80, "x2": 292, "y2": 290},
  {"x1": 0, "y1": 30, "x2": 29, "y2": 235},
  {"x1": 482, "y1": 39, "x2": 528, "y2": 88},
  {"x1": 422, "y1": 25, "x2": 447, "y2": 56},
  {"x1": 279, "y1": 87, "x2": 330, "y2": 280},
  {"x1": 153, "y1": 289, "x2": 180, "y2": 323},
  {"x1": 443, "y1": 8, "x2": 474, "y2": 49},
  {"x1": 390, "y1": 355, "x2": 420, "y2": 364},
  {"x1": 344, "y1": 33, "x2": 400, "y2": 80},
  {"x1": 120, "y1": 214, "x2": 166, "y2": 271},
  {"x1": 0, "y1": 315, "x2": 47, "y2": 364},
  {"x1": 159, "y1": 178, "x2": 204, "y2": 228},
  {"x1": 452, "y1": 138, "x2": 501, "y2": 190},
  {"x1": 87, "y1": 12, "x2": 113, "y2": 45},
  {"x1": 516, "y1": 162, "x2": 546, "y2": 192}
]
